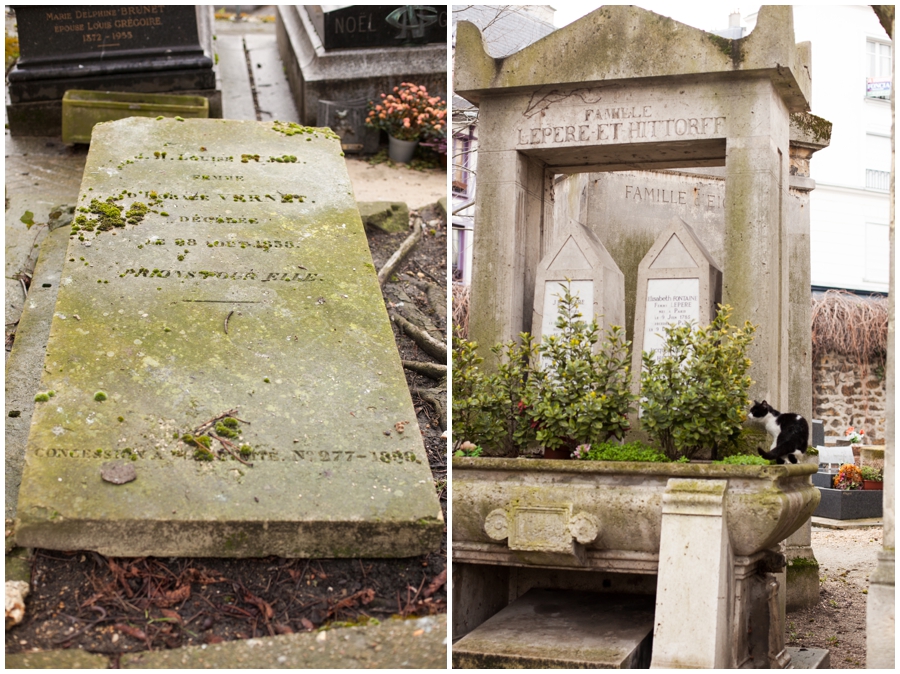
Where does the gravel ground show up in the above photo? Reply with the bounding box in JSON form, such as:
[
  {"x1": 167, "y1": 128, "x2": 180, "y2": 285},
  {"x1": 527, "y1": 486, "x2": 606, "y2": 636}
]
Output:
[{"x1": 785, "y1": 526, "x2": 883, "y2": 669}]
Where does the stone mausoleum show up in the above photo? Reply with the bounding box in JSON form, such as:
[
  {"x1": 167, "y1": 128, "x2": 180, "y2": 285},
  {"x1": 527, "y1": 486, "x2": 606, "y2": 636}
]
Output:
[{"x1": 449, "y1": 5, "x2": 888, "y2": 668}]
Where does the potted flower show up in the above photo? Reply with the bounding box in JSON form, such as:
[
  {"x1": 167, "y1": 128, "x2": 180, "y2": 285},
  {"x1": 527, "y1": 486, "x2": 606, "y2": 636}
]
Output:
[
  {"x1": 844, "y1": 426, "x2": 865, "y2": 445},
  {"x1": 860, "y1": 465, "x2": 884, "y2": 490},
  {"x1": 365, "y1": 82, "x2": 446, "y2": 163},
  {"x1": 833, "y1": 463, "x2": 863, "y2": 490},
  {"x1": 520, "y1": 284, "x2": 633, "y2": 458}
]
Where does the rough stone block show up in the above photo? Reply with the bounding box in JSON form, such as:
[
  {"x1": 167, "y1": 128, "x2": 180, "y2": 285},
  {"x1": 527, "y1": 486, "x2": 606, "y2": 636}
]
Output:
[
  {"x1": 13, "y1": 117, "x2": 443, "y2": 558},
  {"x1": 357, "y1": 201, "x2": 409, "y2": 234},
  {"x1": 452, "y1": 589, "x2": 654, "y2": 668}
]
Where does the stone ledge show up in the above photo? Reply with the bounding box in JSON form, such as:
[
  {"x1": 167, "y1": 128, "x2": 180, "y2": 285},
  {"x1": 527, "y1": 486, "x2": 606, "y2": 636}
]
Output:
[{"x1": 6, "y1": 615, "x2": 447, "y2": 669}]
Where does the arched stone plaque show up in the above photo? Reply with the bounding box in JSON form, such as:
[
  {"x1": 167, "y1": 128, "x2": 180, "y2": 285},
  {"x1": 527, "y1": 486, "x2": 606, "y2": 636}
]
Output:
[{"x1": 632, "y1": 218, "x2": 722, "y2": 394}]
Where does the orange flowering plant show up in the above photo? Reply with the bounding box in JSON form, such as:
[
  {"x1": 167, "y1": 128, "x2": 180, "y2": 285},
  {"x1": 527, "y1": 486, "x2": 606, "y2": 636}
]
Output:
[{"x1": 366, "y1": 82, "x2": 446, "y2": 142}]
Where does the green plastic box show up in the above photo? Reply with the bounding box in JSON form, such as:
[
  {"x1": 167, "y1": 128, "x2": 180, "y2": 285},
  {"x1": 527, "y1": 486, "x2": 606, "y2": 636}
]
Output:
[{"x1": 61, "y1": 90, "x2": 209, "y2": 144}]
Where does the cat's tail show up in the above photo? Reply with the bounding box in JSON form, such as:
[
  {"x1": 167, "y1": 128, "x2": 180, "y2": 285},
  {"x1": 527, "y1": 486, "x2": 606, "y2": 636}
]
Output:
[{"x1": 757, "y1": 446, "x2": 777, "y2": 460}]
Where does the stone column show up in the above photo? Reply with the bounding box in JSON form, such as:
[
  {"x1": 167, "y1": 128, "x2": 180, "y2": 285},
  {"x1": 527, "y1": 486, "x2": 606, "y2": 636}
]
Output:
[
  {"x1": 867, "y1": 10, "x2": 895, "y2": 666},
  {"x1": 784, "y1": 116, "x2": 831, "y2": 611},
  {"x1": 651, "y1": 479, "x2": 732, "y2": 669},
  {"x1": 722, "y1": 77, "x2": 792, "y2": 410},
  {"x1": 468, "y1": 142, "x2": 546, "y2": 358}
]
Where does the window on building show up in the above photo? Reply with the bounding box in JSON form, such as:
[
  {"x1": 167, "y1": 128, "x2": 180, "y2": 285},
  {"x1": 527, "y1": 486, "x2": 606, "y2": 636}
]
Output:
[
  {"x1": 452, "y1": 225, "x2": 467, "y2": 282},
  {"x1": 452, "y1": 131, "x2": 474, "y2": 197},
  {"x1": 864, "y1": 222, "x2": 890, "y2": 285},
  {"x1": 865, "y1": 133, "x2": 891, "y2": 191},
  {"x1": 866, "y1": 39, "x2": 892, "y2": 99}
]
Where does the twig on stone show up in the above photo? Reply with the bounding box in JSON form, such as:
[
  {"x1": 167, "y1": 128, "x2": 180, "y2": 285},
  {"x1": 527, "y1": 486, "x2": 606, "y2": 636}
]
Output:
[
  {"x1": 224, "y1": 310, "x2": 234, "y2": 335},
  {"x1": 378, "y1": 219, "x2": 423, "y2": 286},
  {"x1": 401, "y1": 360, "x2": 446, "y2": 380},
  {"x1": 210, "y1": 433, "x2": 253, "y2": 467},
  {"x1": 391, "y1": 314, "x2": 446, "y2": 362},
  {"x1": 193, "y1": 408, "x2": 241, "y2": 436}
]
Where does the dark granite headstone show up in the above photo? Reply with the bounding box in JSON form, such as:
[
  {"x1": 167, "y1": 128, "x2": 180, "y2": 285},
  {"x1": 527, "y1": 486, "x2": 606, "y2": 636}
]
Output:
[
  {"x1": 7, "y1": 6, "x2": 220, "y2": 136},
  {"x1": 811, "y1": 419, "x2": 824, "y2": 447},
  {"x1": 317, "y1": 98, "x2": 379, "y2": 153},
  {"x1": 309, "y1": 6, "x2": 447, "y2": 50}
]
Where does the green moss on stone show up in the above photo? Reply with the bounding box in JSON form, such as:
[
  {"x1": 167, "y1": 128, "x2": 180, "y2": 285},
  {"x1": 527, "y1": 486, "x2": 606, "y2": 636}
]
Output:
[
  {"x1": 93, "y1": 391, "x2": 108, "y2": 401},
  {"x1": 34, "y1": 393, "x2": 50, "y2": 402}
]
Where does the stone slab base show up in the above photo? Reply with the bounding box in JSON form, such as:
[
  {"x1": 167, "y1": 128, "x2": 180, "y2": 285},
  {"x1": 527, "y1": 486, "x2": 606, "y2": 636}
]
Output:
[
  {"x1": 811, "y1": 516, "x2": 883, "y2": 530},
  {"x1": 813, "y1": 488, "x2": 882, "y2": 520},
  {"x1": 786, "y1": 646, "x2": 830, "y2": 669},
  {"x1": 6, "y1": 614, "x2": 446, "y2": 669},
  {"x1": 452, "y1": 589, "x2": 654, "y2": 669}
]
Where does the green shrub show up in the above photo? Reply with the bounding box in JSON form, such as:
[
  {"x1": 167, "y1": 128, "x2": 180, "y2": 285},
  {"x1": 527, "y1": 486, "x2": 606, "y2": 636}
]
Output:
[
  {"x1": 640, "y1": 305, "x2": 755, "y2": 461},
  {"x1": 451, "y1": 338, "x2": 508, "y2": 453},
  {"x1": 522, "y1": 284, "x2": 634, "y2": 452}
]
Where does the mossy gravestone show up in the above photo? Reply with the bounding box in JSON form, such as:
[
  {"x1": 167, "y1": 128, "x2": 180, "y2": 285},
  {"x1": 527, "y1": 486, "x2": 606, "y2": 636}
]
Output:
[{"x1": 14, "y1": 117, "x2": 443, "y2": 557}]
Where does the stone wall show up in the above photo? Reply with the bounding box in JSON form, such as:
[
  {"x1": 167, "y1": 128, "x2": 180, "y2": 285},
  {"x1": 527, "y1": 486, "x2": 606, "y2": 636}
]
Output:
[{"x1": 813, "y1": 349, "x2": 887, "y2": 444}]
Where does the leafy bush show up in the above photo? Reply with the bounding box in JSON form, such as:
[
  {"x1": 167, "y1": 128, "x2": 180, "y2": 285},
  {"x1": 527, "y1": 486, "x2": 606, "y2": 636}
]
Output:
[
  {"x1": 860, "y1": 465, "x2": 883, "y2": 482},
  {"x1": 573, "y1": 441, "x2": 669, "y2": 463},
  {"x1": 522, "y1": 284, "x2": 634, "y2": 453},
  {"x1": 639, "y1": 305, "x2": 755, "y2": 461},
  {"x1": 714, "y1": 454, "x2": 770, "y2": 466},
  {"x1": 451, "y1": 338, "x2": 507, "y2": 452}
]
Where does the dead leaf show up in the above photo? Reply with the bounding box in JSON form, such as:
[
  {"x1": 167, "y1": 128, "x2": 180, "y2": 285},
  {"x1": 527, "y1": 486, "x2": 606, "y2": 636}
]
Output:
[
  {"x1": 274, "y1": 623, "x2": 294, "y2": 635},
  {"x1": 423, "y1": 569, "x2": 446, "y2": 598},
  {"x1": 242, "y1": 591, "x2": 274, "y2": 620},
  {"x1": 154, "y1": 584, "x2": 190, "y2": 608},
  {"x1": 300, "y1": 617, "x2": 315, "y2": 631},
  {"x1": 160, "y1": 609, "x2": 183, "y2": 625},
  {"x1": 115, "y1": 623, "x2": 147, "y2": 641}
]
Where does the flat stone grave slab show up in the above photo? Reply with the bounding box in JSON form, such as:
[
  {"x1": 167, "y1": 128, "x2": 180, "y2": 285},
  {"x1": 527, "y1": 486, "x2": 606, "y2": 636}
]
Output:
[
  {"x1": 452, "y1": 589, "x2": 655, "y2": 668},
  {"x1": 14, "y1": 117, "x2": 443, "y2": 558}
]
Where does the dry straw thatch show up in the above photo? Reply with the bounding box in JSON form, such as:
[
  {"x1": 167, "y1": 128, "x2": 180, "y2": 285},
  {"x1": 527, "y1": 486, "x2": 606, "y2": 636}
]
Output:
[
  {"x1": 810, "y1": 289, "x2": 888, "y2": 376},
  {"x1": 452, "y1": 283, "x2": 470, "y2": 339}
]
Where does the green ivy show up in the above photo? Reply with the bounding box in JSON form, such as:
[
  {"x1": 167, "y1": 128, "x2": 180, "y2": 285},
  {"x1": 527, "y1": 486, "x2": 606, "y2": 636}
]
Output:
[{"x1": 574, "y1": 441, "x2": 669, "y2": 462}]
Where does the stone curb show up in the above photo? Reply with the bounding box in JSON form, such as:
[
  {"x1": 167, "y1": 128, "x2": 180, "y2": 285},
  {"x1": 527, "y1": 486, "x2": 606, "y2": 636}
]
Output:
[
  {"x1": 7, "y1": 614, "x2": 447, "y2": 669},
  {"x1": 357, "y1": 201, "x2": 410, "y2": 234}
]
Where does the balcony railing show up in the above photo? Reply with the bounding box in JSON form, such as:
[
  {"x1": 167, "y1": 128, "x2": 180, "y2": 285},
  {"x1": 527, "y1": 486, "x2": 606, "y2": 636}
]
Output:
[{"x1": 866, "y1": 169, "x2": 891, "y2": 192}]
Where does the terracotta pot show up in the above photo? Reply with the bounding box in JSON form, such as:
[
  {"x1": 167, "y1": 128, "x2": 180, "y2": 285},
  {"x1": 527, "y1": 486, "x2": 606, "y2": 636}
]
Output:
[{"x1": 863, "y1": 480, "x2": 884, "y2": 490}]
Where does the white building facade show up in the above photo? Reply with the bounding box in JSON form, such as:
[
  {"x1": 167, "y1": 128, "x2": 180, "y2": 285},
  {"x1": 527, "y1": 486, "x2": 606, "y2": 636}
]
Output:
[{"x1": 748, "y1": 6, "x2": 891, "y2": 293}]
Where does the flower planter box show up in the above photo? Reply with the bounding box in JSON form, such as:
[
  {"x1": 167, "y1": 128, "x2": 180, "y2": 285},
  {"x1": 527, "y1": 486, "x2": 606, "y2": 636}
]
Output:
[
  {"x1": 813, "y1": 486, "x2": 882, "y2": 520},
  {"x1": 453, "y1": 457, "x2": 820, "y2": 669},
  {"x1": 62, "y1": 90, "x2": 209, "y2": 144}
]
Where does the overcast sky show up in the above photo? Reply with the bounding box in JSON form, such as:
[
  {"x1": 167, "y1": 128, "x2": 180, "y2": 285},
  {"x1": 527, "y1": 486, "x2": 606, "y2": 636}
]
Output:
[{"x1": 554, "y1": 3, "x2": 762, "y2": 32}]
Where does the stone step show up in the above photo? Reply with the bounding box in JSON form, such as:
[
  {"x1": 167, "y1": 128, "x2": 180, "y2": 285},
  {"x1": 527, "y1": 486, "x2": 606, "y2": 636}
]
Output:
[
  {"x1": 786, "y1": 646, "x2": 831, "y2": 669},
  {"x1": 452, "y1": 589, "x2": 654, "y2": 669}
]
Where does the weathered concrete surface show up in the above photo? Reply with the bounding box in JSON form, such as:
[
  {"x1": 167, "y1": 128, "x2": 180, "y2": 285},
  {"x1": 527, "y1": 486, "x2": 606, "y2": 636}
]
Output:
[
  {"x1": 453, "y1": 589, "x2": 653, "y2": 668},
  {"x1": 358, "y1": 201, "x2": 410, "y2": 234},
  {"x1": 785, "y1": 646, "x2": 830, "y2": 669},
  {"x1": 6, "y1": 615, "x2": 446, "y2": 669},
  {"x1": 13, "y1": 117, "x2": 443, "y2": 557},
  {"x1": 456, "y1": 5, "x2": 811, "y2": 111},
  {"x1": 5, "y1": 225, "x2": 71, "y2": 520},
  {"x1": 5, "y1": 649, "x2": 110, "y2": 669}
]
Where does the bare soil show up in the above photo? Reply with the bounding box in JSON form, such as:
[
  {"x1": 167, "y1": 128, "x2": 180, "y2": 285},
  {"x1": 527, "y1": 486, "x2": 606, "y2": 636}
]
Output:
[
  {"x1": 5, "y1": 206, "x2": 448, "y2": 659},
  {"x1": 785, "y1": 526, "x2": 883, "y2": 669}
]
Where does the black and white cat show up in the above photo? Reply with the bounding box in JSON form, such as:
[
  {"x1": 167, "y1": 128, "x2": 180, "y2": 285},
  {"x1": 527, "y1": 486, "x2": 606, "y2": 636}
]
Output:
[{"x1": 748, "y1": 400, "x2": 809, "y2": 464}]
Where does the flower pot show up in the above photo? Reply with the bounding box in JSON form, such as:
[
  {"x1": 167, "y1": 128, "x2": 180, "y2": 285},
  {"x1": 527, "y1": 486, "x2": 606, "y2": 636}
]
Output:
[
  {"x1": 388, "y1": 135, "x2": 418, "y2": 163},
  {"x1": 863, "y1": 480, "x2": 883, "y2": 490}
]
